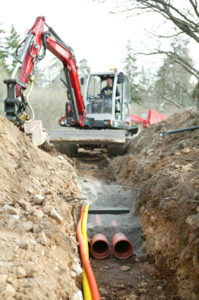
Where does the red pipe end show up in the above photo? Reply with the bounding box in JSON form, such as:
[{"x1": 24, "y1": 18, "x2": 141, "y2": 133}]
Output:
[
  {"x1": 88, "y1": 236, "x2": 91, "y2": 250},
  {"x1": 112, "y1": 233, "x2": 133, "y2": 259},
  {"x1": 91, "y1": 233, "x2": 111, "y2": 259}
]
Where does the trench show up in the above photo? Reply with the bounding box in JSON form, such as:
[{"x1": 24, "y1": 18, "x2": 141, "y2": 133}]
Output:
[
  {"x1": 79, "y1": 177, "x2": 143, "y2": 256},
  {"x1": 74, "y1": 150, "x2": 179, "y2": 300}
]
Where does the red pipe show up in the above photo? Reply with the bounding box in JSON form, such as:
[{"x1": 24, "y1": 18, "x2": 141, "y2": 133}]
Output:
[
  {"x1": 112, "y1": 233, "x2": 133, "y2": 259},
  {"x1": 91, "y1": 233, "x2": 111, "y2": 259},
  {"x1": 76, "y1": 207, "x2": 101, "y2": 300},
  {"x1": 88, "y1": 236, "x2": 91, "y2": 250}
]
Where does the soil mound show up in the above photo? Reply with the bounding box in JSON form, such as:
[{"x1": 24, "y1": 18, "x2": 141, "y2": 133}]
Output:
[
  {"x1": 0, "y1": 115, "x2": 82, "y2": 299},
  {"x1": 111, "y1": 109, "x2": 199, "y2": 299}
]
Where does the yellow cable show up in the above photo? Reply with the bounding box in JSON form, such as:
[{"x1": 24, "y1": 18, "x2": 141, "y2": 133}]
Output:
[
  {"x1": 82, "y1": 204, "x2": 90, "y2": 256},
  {"x1": 25, "y1": 75, "x2": 35, "y2": 122},
  {"x1": 82, "y1": 204, "x2": 92, "y2": 300},
  {"x1": 19, "y1": 75, "x2": 35, "y2": 123}
]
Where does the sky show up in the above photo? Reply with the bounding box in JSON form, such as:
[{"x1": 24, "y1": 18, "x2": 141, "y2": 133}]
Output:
[{"x1": 0, "y1": 0, "x2": 198, "y2": 75}]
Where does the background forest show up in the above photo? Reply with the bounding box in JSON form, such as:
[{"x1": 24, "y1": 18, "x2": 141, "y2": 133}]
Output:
[{"x1": 0, "y1": 0, "x2": 199, "y2": 129}]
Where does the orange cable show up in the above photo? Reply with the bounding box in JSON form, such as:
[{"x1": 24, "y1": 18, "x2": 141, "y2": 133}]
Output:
[{"x1": 76, "y1": 206, "x2": 101, "y2": 300}]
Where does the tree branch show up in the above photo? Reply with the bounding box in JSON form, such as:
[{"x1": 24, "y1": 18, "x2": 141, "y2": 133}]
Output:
[
  {"x1": 190, "y1": 0, "x2": 199, "y2": 18},
  {"x1": 130, "y1": 0, "x2": 199, "y2": 44},
  {"x1": 163, "y1": 76, "x2": 193, "y2": 98},
  {"x1": 152, "y1": 31, "x2": 184, "y2": 39},
  {"x1": 161, "y1": 95, "x2": 183, "y2": 109},
  {"x1": 135, "y1": 49, "x2": 199, "y2": 80}
]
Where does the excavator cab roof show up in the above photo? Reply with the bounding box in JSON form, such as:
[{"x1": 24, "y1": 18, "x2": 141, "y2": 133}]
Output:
[
  {"x1": 89, "y1": 71, "x2": 125, "y2": 84},
  {"x1": 99, "y1": 74, "x2": 114, "y2": 81}
]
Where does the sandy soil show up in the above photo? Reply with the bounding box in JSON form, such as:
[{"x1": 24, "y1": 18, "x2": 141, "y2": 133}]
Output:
[
  {"x1": 111, "y1": 109, "x2": 199, "y2": 299},
  {"x1": 0, "y1": 115, "x2": 83, "y2": 300}
]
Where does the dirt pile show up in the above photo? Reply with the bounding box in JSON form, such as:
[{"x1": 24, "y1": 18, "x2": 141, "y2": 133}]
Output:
[
  {"x1": 0, "y1": 115, "x2": 82, "y2": 300},
  {"x1": 111, "y1": 109, "x2": 199, "y2": 299}
]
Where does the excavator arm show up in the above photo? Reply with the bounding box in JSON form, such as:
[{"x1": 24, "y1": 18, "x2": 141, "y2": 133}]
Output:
[{"x1": 4, "y1": 16, "x2": 86, "y2": 127}]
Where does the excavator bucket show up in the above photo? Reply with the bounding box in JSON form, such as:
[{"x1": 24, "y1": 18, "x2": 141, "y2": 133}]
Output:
[{"x1": 24, "y1": 120, "x2": 47, "y2": 146}]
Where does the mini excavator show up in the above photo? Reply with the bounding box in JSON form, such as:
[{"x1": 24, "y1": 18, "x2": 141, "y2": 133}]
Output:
[{"x1": 4, "y1": 16, "x2": 165, "y2": 156}]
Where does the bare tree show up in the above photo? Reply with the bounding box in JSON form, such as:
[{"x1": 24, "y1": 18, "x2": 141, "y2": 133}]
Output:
[
  {"x1": 109, "y1": 1, "x2": 199, "y2": 76},
  {"x1": 192, "y1": 81, "x2": 199, "y2": 110},
  {"x1": 94, "y1": 0, "x2": 199, "y2": 108},
  {"x1": 123, "y1": 0, "x2": 199, "y2": 44},
  {"x1": 135, "y1": 48, "x2": 199, "y2": 80},
  {"x1": 116, "y1": 0, "x2": 199, "y2": 108},
  {"x1": 152, "y1": 38, "x2": 194, "y2": 110}
]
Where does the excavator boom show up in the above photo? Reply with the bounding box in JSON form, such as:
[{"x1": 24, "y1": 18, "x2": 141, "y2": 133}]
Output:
[{"x1": 4, "y1": 16, "x2": 86, "y2": 127}]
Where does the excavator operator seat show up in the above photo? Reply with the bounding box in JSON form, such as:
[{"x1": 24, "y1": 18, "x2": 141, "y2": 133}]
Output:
[
  {"x1": 84, "y1": 71, "x2": 132, "y2": 124},
  {"x1": 85, "y1": 73, "x2": 117, "y2": 115}
]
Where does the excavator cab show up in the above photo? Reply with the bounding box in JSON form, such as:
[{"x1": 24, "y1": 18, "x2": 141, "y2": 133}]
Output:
[
  {"x1": 86, "y1": 75, "x2": 114, "y2": 114},
  {"x1": 82, "y1": 70, "x2": 135, "y2": 131}
]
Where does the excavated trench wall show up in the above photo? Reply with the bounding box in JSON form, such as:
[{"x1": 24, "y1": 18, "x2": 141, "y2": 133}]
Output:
[
  {"x1": 111, "y1": 109, "x2": 199, "y2": 299},
  {"x1": 0, "y1": 116, "x2": 83, "y2": 300}
]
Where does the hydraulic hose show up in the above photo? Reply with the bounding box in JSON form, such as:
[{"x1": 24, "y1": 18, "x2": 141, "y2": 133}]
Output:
[
  {"x1": 82, "y1": 204, "x2": 92, "y2": 300},
  {"x1": 19, "y1": 75, "x2": 35, "y2": 123},
  {"x1": 76, "y1": 207, "x2": 101, "y2": 300},
  {"x1": 25, "y1": 75, "x2": 35, "y2": 122}
]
